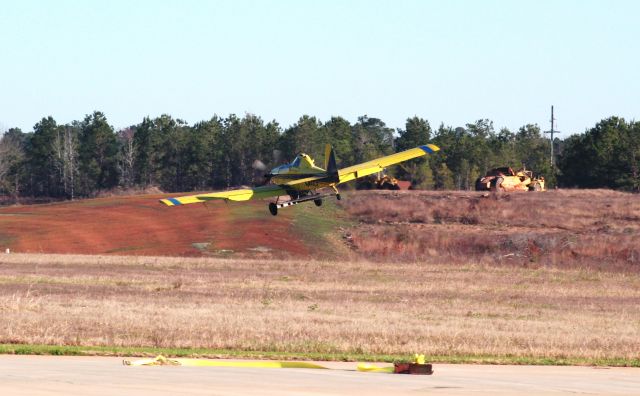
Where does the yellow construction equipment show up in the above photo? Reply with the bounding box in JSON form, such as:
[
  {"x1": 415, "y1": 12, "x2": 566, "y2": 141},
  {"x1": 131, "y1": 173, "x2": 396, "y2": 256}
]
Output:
[
  {"x1": 475, "y1": 167, "x2": 545, "y2": 192},
  {"x1": 357, "y1": 173, "x2": 403, "y2": 190}
]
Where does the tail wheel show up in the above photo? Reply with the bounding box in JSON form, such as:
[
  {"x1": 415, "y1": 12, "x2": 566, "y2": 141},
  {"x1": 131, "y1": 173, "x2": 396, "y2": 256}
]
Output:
[
  {"x1": 336, "y1": 193, "x2": 341, "y2": 201},
  {"x1": 491, "y1": 177, "x2": 504, "y2": 192},
  {"x1": 314, "y1": 199, "x2": 323, "y2": 207},
  {"x1": 268, "y1": 203, "x2": 278, "y2": 216}
]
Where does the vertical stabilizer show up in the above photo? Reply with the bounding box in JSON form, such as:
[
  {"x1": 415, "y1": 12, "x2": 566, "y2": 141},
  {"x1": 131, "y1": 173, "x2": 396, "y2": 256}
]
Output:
[
  {"x1": 324, "y1": 144, "x2": 331, "y2": 170},
  {"x1": 325, "y1": 144, "x2": 338, "y2": 181}
]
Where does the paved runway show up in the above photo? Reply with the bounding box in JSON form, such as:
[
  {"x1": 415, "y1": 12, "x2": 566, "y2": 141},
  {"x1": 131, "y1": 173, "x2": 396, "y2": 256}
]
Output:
[{"x1": 0, "y1": 355, "x2": 638, "y2": 395}]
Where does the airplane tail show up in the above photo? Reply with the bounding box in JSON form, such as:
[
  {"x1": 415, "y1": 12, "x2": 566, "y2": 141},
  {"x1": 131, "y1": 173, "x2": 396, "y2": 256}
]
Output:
[{"x1": 324, "y1": 144, "x2": 339, "y2": 182}]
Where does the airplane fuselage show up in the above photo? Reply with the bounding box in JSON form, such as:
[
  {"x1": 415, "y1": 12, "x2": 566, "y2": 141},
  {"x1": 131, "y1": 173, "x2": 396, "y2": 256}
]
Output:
[{"x1": 269, "y1": 153, "x2": 332, "y2": 191}]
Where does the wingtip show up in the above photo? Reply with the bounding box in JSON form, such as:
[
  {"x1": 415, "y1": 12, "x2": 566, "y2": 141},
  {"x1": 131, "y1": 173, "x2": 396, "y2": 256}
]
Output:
[
  {"x1": 419, "y1": 144, "x2": 440, "y2": 154},
  {"x1": 159, "y1": 198, "x2": 180, "y2": 206}
]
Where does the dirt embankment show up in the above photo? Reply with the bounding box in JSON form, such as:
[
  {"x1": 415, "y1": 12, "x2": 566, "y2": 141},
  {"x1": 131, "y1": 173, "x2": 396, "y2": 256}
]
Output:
[{"x1": 0, "y1": 194, "x2": 310, "y2": 258}]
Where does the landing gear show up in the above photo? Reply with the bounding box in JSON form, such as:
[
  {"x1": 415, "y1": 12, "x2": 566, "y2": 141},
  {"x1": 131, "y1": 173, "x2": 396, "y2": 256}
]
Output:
[
  {"x1": 267, "y1": 187, "x2": 341, "y2": 215},
  {"x1": 331, "y1": 185, "x2": 341, "y2": 201},
  {"x1": 268, "y1": 202, "x2": 278, "y2": 216}
]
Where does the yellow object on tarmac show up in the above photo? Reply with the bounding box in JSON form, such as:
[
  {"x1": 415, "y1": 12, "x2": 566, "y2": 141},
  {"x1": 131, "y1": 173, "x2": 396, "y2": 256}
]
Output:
[
  {"x1": 356, "y1": 363, "x2": 394, "y2": 373},
  {"x1": 356, "y1": 354, "x2": 425, "y2": 373},
  {"x1": 123, "y1": 355, "x2": 399, "y2": 373},
  {"x1": 123, "y1": 355, "x2": 328, "y2": 369}
]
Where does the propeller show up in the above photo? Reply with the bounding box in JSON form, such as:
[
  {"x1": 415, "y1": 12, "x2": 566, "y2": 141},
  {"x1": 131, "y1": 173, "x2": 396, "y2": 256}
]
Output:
[
  {"x1": 252, "y1": 159, "x2": 268, "y2": 172},
  {"x1": 251, "y1": 149, "x2": 287, "y2": 186},
  {"x1": 252, "y1": 159, "x2": 272, "y2": 186}
]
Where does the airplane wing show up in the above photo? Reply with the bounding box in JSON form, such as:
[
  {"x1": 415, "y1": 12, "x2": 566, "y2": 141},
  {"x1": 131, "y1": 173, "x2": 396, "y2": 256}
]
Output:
[
  {"x1": 159, "y1": 184, "x2": 287, "y2": 206},
  {"x1": 337, "y1": 144, "x2": 440, "y2": 184}
]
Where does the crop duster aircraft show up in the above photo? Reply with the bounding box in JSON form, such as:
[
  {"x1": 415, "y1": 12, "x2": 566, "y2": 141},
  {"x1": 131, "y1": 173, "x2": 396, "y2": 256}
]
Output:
[{"x1": 160, "y1": 143, "x2": 440, "y2": 215}]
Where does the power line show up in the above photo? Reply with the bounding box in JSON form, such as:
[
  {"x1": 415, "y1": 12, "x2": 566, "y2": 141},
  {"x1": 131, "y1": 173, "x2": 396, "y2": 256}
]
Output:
[{"x1": 543, "y1": 105, "x2": 561, "y2": 166}]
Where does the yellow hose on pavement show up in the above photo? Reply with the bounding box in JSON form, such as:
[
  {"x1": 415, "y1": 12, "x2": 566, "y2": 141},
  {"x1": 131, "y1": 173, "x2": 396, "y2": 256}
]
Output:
[
  {"x1": 355, "y1": 363, "x2": 394, "y2": 373},
  {"x1": 124, "y1": 355, "x2": 401, "y2": 373},
  {"x1": 123, "y1": 355, "x2": 328, "y2": 369}
]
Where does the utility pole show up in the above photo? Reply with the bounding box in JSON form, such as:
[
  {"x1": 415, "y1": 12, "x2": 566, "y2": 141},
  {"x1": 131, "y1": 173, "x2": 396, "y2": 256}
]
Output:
[{"x1": 544, "y1": 106, "x2": 561, "y2": 166}]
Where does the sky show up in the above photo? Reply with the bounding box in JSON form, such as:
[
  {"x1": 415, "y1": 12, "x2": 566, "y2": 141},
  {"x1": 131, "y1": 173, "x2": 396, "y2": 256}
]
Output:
[{"x1": 1, "y1": 0, "x2": 639, "y2": 136}]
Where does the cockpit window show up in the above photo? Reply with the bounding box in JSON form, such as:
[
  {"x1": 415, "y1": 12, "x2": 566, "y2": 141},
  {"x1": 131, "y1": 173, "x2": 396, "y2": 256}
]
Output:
[{"x1": 291, "y1": 157, "x2": 301, "y2": 167}]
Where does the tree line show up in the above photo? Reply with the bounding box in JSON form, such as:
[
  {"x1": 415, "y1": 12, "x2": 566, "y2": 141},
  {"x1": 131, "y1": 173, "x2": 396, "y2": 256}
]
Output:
[{"x1": 1, "y1": 111, "x2": 638, "y2": 201}]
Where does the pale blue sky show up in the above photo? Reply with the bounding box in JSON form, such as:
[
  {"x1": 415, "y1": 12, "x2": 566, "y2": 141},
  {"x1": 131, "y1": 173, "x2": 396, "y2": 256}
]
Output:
[{"x1": 1, "y1": 0, "x2": 638, "y2": 136}]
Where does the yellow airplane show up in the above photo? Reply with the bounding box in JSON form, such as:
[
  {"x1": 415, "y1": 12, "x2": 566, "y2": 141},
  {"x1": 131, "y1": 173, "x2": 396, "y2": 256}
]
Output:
[{"x1": 160, "y1": 143, "x2": 440, "y2": 215}]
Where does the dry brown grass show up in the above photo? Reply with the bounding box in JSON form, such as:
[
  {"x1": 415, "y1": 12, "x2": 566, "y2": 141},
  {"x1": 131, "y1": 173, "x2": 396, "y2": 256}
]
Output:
[
  {"x1": 340, "y1": 189, "x2": 640, "y2": 271},
  {"x1": 1, "y1": 253, "x2": 639, "y2": 360}
]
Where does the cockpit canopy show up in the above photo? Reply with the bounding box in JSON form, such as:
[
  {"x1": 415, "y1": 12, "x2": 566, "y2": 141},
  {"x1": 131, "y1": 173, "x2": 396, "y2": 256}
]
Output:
[{"x1": 270, "y1": 153, "x2": 322, "y2": 175}]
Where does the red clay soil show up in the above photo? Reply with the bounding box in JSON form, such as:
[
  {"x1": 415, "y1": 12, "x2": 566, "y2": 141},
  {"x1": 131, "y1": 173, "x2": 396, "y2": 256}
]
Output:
[{"x1": 0, "y1": 194, "x2": 310, "y2": 257}]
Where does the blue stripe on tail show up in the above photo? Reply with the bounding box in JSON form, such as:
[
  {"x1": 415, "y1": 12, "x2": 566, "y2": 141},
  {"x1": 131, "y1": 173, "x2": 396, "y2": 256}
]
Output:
[
  {"x1": 168, "y1": 198, "x2": 181, "y2": 206},
  {"x1": 419, "y1": 145, "x2": 435, "y2": 154}
]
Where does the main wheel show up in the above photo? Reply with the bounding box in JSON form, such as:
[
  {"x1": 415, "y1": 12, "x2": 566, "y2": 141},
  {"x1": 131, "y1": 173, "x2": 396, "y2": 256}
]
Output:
[
  {"x1": 268, "y1": 203, "x2": 278, "y2": 216},
  {"x1": 314, "y1": 199, "x2": 323, "y2": 207}
]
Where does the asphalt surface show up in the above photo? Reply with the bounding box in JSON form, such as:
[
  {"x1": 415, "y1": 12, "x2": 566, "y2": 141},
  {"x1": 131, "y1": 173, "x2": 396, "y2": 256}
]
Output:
[{"x1": 1, "y1": 355, "x2": 639, "y2": 395}]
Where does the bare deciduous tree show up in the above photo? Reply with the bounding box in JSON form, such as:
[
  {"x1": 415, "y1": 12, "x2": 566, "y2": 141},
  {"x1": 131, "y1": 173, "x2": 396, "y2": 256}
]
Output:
[
  {"x1": 117, "y1": 128, "x2": 136, "y2": 188},
  {"x1": 53, "y1": 126, "x2": 79, "y2": 199}
]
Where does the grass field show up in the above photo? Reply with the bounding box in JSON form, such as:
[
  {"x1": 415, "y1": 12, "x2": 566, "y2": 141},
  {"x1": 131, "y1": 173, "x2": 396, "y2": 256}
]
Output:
[
  {"x1": 0, "y1": 189, "x2": 639, "y2": 365},
  {"x1": 1, "y1": 253, "x2": 638, "y2": 365}
]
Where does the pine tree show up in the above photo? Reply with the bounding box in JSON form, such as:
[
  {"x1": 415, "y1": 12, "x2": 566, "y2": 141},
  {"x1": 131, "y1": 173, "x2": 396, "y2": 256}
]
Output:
[{"x1": 78, "y1": 111, "x2": 119, "y2": 195}]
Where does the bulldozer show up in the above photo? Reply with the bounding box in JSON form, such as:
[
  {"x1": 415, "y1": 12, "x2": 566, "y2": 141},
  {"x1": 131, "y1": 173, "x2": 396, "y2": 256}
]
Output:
[
  {"x1": 357, "y1": 173, "x2": 402, "y2": 190},
  {"x1": 475, "y1": 167, "x2": 545, "y2": 192},
  {"x1": 374, "y1": 175, "x2": 403, "y2": 190}
]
